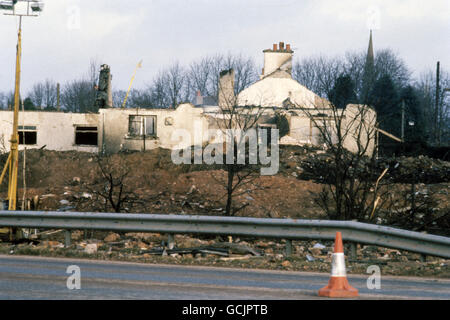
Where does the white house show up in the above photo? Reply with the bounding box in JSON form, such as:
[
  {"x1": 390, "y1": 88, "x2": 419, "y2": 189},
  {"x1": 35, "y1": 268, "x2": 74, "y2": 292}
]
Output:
[{"x1": 0, "y1": 42, "x2": 376, "y2": 155}]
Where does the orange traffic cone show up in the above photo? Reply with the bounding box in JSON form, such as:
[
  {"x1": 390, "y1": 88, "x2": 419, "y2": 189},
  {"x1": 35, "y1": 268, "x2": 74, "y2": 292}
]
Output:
[{"x1": 318, "y1": 231, "x2": 358, "y2": 298}]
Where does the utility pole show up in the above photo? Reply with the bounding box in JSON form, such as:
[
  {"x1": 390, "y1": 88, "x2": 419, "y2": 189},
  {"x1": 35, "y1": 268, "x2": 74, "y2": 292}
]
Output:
[
  {"x1": 443, "y1": 88, "x2": 450, "y2": 146},
  {"x1": 435, "y1": 61, "x2": 440, "y2": 145},
  {"x1": 401, "y1": 100, "x2": 405, "y2": 141},
  {"x1": 0, "y1": 0, "x2": 44, "y2": 240}
]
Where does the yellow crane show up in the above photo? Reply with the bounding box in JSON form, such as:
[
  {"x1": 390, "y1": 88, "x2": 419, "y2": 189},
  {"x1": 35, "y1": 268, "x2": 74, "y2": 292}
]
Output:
[{"x1": 121, "y1": 60, "x2": 143, "y2": 108}]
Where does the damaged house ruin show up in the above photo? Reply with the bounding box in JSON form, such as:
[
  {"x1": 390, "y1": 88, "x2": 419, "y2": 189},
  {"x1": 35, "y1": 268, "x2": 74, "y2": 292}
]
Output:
[{"x1": 0, "y1": 42, "x2": 376, "y2": 155}]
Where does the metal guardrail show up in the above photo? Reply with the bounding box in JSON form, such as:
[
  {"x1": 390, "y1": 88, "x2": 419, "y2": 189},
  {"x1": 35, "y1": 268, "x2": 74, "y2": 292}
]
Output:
[{"x1": 0, "y1": 210, "x2": 449, "y2": 258}]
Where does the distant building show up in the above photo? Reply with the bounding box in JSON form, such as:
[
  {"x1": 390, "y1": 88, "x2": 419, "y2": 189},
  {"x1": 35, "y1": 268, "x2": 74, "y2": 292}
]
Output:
[
  {"x1": 207, "y1": 41, "x2": 377, "y2": 154},
  {"x1": 194, "y1": 90, "x2": 217, "y2": 107},
  {"x1": 0, "y1": 42, "x2": 376, "y2": 155}
]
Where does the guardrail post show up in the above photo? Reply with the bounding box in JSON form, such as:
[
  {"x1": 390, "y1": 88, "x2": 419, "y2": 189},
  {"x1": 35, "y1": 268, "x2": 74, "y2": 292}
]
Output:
[
  {"x1": 285, "y1": 239, "x2": 292, "y2": 257},
  {"x1": 349, "y1": 242, "x2": 357, "y2": 259},
  {"x1": 64, "y1": 230, "x2": 71, "y2": 248},
  {"x1": 167, "y1": 234, "x2": 175, "y2": 249}
]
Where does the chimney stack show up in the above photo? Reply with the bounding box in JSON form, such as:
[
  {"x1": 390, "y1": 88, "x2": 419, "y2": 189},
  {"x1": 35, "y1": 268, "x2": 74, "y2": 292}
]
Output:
[
  {"x1": 196, "y1": 90, "x2": 203, "y2": 106},
  {"x1": 262, "y1": 42, "x2": 294, "y2": 78},
  {"x1": 218, "y1": 69, "x2": 235, "y2": 108}
]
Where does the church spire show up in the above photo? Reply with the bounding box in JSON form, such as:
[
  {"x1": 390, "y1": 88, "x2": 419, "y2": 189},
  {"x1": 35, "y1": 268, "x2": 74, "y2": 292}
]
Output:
[
  {"x1": 366, "y1": 29, "x2": 374, "y2": 68},
  {"x1": 362, "y1": 30, "x2": 375, "y2": 103}
]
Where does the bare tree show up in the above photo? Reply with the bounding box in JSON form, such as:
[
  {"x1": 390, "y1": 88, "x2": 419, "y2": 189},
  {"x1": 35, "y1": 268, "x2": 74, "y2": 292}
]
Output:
[
  {"x1": 112, "y1": 89, "x2": 126, "y2": 108},
  {"x1": 29, "y1": 79, "x2": 57, "y2": 109},
  {"x1": 293, "y1": 49, "x2": 410, "y2": 103},
  {"x1": 415, "y1": 69, "x2": 450, "y2": 145},
  {"x1": 87, "y1": 156, "x2": 137, "y2": 213},
  {"x1": 188, "y1": 56, "x2": 214, "y2": 97},
  {"x1": 342, "y1": 51, "x2": 366, "y2": 99},
  {"x1": 374, "y1": 49, "x2": 410, "y2": 88},
  {"x1": 0, "y1": 92, "x2": 7, "y2": 109},
  {"x1": 293, "y1": 55, "x2": 344, "y2": 98},
  {"x1": 208, "y1": 53, "x2": 258, "y2": 98},
  {"x1": 61, "y1": 79, "x2": 96, "y2": 112},
  {"x1": 29, "y1": 83, "x2": 44, "y2": 107},
  {"x1": 165, "y1": 62, "x2": 186, "y2": 108},
  {"x1": 208, "y1": 71, "x2": 266, "y2": 216},
  {"x1": 299, "y1": 99, "x2": 389, "y2": 222},
  {"x1": 145, "y1": 62, "x2": 189, "y2": 108},
  {"x1": 127, "y1": 88, "x2": 154, "y2": 108},
  {"x1": 135, "y1": 53, "x2": 258, "y2": 108},
  {"x1": 0, "y1": 91, "x2": 14, "y2": 110},
  {"x1": 61, "y1": 59, "x2": 100, "y2": 112},
  {"x1": 150, "y1": 71, "x2": 170, "y2": 107},
  {"x1": 185, "y1": 53, "x2": 258, "y2": 102}
]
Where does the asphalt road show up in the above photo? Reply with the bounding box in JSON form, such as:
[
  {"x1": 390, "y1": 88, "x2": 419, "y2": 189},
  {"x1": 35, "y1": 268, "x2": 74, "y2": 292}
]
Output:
[{"x1": 0, "y1": 255, "x2": 449, "y2": 300}]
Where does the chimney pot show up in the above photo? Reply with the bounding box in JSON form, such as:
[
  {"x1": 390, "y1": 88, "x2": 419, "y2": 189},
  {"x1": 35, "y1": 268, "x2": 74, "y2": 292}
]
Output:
[
  {"x1": 279, "y1": 42, "x2": 285, "y2": 50},
  {"x1": 273, "y1": 43, "x2": 277, "y2": 51},
  {"x1": 286, "y1": 44, "x2": 291, "y2": 51}
]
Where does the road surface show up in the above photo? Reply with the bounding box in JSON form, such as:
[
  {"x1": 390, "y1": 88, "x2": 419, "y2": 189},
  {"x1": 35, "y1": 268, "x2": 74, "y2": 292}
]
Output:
[{"x1": 0, "y1": 255, "x2": 449, "y2": 299}]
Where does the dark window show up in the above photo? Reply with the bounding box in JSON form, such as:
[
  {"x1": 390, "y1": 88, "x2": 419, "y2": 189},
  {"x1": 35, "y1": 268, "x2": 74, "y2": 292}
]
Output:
[
  {"x1": 19, "y1": 131, "x2": 37, "y2": 145},
  {"x1": 18, "y1": 126, "x2": 37, "y2": 145},
  {"x1": 128, "y1": 115, "x2": 156, "y2": 137},
  {"x1": 75, "y1": 126, "x2": 98, "y2": 146}
]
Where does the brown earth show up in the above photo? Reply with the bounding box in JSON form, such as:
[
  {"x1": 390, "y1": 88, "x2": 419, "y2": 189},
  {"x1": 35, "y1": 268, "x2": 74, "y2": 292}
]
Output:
[
  {"x1": 1, "y1": 147, "x2": 448, "y2": 224},
  {"x1": 0, "y1": 148, "x2": 327, "y2": 219}
]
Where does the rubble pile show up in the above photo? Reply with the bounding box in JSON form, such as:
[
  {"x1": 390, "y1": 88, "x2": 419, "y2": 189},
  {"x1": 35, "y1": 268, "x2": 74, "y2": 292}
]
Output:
[
  {"x1": 299, "y1": 152, "x2": 379, "y2": 184},
  {"x1": 379, "y1": 156, "x2": 450, "y2": 183},
  {"x1": 299, "y1": 152, "x2": 450, "y2": 184}
]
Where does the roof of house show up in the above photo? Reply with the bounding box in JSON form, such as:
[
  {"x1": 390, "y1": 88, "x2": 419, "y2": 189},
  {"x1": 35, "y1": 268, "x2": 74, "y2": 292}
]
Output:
[{"x1": 236, "y1": 75, "x2": 324, "y2": 109}]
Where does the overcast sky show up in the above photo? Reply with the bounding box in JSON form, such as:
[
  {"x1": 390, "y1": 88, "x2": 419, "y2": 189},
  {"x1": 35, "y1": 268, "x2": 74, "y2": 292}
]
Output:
[{"x1": 0, "y1": 0, "x2": 449, "y2": 94}]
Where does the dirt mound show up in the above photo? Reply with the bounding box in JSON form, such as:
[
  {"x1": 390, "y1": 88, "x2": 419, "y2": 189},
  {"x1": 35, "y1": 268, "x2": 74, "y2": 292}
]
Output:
[
  {"x1": 0, "y1": 148, "x2": 325, "y2": 219},
  {"x1": 0, "y1": 147, "x2": 448, "y2": 235}
]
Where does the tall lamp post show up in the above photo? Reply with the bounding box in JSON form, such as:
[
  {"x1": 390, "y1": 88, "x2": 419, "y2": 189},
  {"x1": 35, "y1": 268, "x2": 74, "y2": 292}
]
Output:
[{"x1": 0, "y1": 1, "x2": 44, "y2": 217}]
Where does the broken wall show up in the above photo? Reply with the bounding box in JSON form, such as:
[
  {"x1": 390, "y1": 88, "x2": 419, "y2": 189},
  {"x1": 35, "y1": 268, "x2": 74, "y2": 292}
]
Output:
[
  {"x1": 99, "y1": 103, "x2": 208, "y2": 154},
  {"x1": 0, "y1": 110, "x2": 99, "y2": 153}
]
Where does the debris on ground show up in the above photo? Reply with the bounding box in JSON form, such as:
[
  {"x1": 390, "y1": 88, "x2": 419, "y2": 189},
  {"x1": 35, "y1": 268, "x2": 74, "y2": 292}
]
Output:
[{"x1": 1, "y1": 231, "x2": 449, "y2": 278}]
